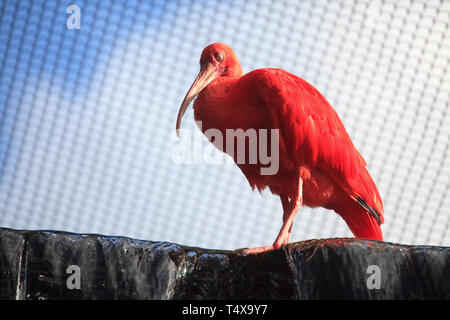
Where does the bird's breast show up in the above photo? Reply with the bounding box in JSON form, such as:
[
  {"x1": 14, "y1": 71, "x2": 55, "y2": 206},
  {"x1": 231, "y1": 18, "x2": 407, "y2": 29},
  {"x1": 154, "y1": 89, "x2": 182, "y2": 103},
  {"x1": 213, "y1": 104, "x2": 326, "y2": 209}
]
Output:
[
  {"x1": 194, "y1": 83, "x2": 267, "y2": 131},
  {"x1": 193, "y1": 79, "x2": 339, "y2": 208}
]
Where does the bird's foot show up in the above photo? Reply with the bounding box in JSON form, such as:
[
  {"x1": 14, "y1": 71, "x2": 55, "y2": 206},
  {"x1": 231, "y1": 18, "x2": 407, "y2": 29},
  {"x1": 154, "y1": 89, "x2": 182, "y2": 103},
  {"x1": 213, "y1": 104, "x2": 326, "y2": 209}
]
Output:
[
  {"x1": 243, "y1": 244, "x2": 282, "y2": 255},
  {"x1": 243, "y1": 231, "x2": 291, "y2": 254}
]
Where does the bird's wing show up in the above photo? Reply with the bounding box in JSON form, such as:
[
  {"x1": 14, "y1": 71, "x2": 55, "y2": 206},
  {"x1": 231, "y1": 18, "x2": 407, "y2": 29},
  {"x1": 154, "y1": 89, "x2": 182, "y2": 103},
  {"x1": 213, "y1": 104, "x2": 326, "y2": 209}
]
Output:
[{"x1": 251, "y1": 68, "x2": 384, "y2": 219}]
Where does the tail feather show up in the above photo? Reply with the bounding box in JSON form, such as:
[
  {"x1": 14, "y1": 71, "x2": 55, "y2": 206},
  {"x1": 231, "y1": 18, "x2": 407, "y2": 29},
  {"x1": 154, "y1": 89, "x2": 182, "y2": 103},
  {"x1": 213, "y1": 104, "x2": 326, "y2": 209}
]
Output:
[
  {"x1": 355, "y1": 196, "x2": 382, "y2": 225},
  {"x1": 350, "y1": 166, "x2": 384, "y2": 224},
  {"x1": 335, "y1": 198, "x2": 383, "y2": 241}
]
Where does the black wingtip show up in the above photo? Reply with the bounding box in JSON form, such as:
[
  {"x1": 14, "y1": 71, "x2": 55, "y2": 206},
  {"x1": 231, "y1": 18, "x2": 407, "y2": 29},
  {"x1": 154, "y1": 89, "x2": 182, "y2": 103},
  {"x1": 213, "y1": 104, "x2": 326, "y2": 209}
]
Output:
[{"x1": 356, "y1": 197, "x2": 382, "y2": 225}]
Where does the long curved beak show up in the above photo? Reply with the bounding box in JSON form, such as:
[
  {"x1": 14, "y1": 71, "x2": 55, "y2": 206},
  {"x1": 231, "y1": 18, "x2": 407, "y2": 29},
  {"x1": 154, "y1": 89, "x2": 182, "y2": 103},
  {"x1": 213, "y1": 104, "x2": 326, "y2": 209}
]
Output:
[{"x1": 176, "y1": 63, "x2": 217, "y2": 137}]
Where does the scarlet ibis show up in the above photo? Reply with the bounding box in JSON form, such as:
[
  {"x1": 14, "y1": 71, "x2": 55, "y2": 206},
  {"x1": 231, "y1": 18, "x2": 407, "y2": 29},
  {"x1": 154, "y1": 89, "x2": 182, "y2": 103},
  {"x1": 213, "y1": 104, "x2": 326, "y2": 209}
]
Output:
[{"x1": 176, "y1": 43, "x2": 384, "y2": 254}]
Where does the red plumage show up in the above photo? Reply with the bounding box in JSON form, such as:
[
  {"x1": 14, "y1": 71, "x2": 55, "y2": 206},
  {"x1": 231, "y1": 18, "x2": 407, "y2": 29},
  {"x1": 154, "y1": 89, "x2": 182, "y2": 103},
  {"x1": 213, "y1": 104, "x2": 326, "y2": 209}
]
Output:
[{"x1": 177, "y1": 43, "x2": 384, "y2": 253}]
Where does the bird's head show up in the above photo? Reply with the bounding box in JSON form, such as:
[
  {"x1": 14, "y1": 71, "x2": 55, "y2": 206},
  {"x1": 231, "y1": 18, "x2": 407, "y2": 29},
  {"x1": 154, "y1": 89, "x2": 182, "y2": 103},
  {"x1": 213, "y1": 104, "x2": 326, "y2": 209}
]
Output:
[{"x1": 176, "y1": 43, "x2": 242, "y2": 136}]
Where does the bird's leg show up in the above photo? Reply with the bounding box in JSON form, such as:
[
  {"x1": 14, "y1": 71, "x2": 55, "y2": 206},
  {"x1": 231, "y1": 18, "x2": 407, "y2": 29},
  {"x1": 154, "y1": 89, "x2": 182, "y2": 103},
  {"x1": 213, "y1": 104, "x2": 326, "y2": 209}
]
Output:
[
  {"x1": 245, "y1": 177, "x2": 303, "y2": 254},
  {"x1": 280, "y1": 195, "x2": 293, "y2": 244},
  {"x1": 273, "y1": 178, "x2": 302, "y2": 248}
]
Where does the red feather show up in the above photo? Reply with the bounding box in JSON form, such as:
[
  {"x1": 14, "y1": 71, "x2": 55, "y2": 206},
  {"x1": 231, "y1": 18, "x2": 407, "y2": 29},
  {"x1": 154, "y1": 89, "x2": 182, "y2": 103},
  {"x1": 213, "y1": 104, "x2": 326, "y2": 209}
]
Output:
[
  {"x1": 252, "y1": 69, "x2": 384, "y2": 219},
  {"x1": 179, "y1": 43, "x2": 384, "y2": 251}
]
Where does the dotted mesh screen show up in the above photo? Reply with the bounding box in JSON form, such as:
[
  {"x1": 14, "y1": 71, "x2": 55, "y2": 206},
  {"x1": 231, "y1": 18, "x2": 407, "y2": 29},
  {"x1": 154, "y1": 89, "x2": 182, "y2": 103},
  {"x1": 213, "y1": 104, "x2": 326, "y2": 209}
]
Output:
[{"x1": 0, "y1": 0, "x2": 448, "y2": 250}]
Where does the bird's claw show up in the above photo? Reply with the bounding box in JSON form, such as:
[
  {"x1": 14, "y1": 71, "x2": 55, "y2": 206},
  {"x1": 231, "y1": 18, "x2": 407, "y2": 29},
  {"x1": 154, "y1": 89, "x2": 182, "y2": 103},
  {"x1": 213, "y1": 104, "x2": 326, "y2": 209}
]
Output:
[{"x1": 243, "y1": 244, "x2": 281, "y2": 255}]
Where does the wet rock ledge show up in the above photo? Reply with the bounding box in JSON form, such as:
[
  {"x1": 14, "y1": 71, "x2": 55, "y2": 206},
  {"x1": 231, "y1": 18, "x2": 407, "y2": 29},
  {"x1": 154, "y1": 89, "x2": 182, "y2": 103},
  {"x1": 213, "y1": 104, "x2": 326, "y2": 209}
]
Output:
[{"x1": 0, "y1": 227, "x2": 448, "y2": 300}]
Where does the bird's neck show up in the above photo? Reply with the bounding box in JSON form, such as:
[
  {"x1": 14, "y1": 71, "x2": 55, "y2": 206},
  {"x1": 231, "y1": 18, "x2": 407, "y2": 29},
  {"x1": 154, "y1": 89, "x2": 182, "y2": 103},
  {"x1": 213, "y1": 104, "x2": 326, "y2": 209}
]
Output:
[
  {"x1": 222, "y1": 64, "x2": 243, "y2": 78},
  {"x1": 206, "y1": 76, "x2": 237, "y2": 96},
  {"x1": 193, "y1": 75, "x2": 241, "y2": 130}
]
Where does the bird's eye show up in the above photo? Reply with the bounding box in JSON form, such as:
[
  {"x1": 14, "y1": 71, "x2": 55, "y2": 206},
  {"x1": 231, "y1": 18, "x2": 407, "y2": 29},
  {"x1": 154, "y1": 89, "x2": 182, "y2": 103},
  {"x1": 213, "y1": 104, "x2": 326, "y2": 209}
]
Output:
[{"x1": 215, "y1": 53, "x2": 224, "y2": 62}]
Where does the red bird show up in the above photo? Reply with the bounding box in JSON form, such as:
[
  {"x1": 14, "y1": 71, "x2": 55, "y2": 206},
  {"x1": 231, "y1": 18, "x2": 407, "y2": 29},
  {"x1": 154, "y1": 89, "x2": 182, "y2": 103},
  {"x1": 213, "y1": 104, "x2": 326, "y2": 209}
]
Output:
[{"x1": 176, "y1": 43, "x2": 384, "y2": 254}]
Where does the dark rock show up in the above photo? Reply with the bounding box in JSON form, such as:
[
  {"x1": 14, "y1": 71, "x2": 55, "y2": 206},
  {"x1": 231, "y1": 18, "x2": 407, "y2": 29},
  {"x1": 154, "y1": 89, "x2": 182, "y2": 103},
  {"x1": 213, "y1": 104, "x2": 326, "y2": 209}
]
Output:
[
  {"x1": 288, "y1": 238, "x2": 449, "y2": 299},
  {"x1": 0, "y1": 229, "x2": 26, "y2": 299},
  {"x1": 0, "y1": 228, "x2": 448, "y2": 300}
]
